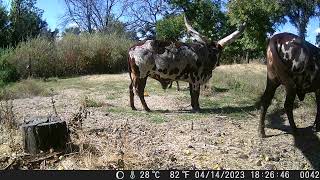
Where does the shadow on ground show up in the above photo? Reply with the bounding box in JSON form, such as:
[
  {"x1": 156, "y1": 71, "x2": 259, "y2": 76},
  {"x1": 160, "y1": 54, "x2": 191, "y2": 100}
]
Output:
[
  {"x1": 212, "y1": 87, "x2": 229, "y2": 93},
  {"x1": 153, "y1": 105, "x2": 258, "y2": 116},
  {"x1": 266, "y1": 108, "x2": 320, "y2": 169},
  {"x1": 199, "y1": 105, "x2": 257, "y2": 115}
]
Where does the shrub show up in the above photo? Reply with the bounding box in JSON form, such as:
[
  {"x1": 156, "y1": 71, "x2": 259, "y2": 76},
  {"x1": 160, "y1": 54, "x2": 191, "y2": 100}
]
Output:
[
  {"x1": 82, "y1": 96, "x2": 104, "y2": 108},
  {"x1": 0, "y1": 49, "x2": 19, "y2": 86},
  {"x1": 56, "y1": 33, "x2": 133, "y2": 75},
  {"x1": 7, "y1": 37, "x2": 57, "y2": 79},
  {"x1": 0, "y1": 33, "x2": 133, "y2": 83}
]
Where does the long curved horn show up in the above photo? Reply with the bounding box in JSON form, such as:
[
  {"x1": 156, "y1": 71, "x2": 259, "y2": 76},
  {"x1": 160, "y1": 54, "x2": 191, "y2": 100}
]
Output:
[
  {"x1": 218, "y1": 22, "x2": 246, "y2": 47},
  {"x1": 184, "y1": 15, "x2": 207, "y2": 44}
]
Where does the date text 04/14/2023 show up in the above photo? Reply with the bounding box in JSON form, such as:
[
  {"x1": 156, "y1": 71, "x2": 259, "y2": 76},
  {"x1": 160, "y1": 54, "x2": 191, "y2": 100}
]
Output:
[{"x1": 115, "y1": 170, "x2": 320, "y2": 179}]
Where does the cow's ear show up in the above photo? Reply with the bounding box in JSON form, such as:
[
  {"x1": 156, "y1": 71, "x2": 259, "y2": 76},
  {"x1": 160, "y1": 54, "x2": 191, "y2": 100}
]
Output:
[
  {"x1": 210, "y1": 41, "x2": 223, "y2": 51},
  {"x1": 216, "y1": 43, "x2": 223, "y2": 51}
]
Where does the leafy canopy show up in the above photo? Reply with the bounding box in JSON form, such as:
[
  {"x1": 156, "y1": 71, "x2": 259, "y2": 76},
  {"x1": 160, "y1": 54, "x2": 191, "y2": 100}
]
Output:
[{"x1": 228, "y1": 0, "x2": 285, "y2": 52}]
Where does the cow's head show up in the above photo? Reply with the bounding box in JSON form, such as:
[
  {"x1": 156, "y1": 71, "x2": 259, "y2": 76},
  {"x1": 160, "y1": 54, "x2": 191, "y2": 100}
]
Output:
[
  {"x1": 184, "y1": 16, "x2": 246, "y2": 65},
  {"x1": 149, "y1": 74, "x2": 172, "y2": 90},
  {"x1": 159, "y1": 79, "x2": 172, "y2": 90}
]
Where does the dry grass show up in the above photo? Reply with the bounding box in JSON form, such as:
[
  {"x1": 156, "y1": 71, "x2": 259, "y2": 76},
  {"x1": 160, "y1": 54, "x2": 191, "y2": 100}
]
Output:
[
  {"x1": 0, "y1": 97, "x2": 24, "y2": 170},
  {"x1": 1, "y1": 63, "x2": 320, "y2": 170},
  {"x1": 0, "y1": 79, "x2": 52, "y2": 99}
]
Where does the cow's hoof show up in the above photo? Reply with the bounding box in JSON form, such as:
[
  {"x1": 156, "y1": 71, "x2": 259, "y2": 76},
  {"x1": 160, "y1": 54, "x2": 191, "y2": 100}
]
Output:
[
  {"x1": 312, "y1": 125, "x2": 320, "y2": 132},
  {"x1": 191, "y1": 108, "x2": 201, "y2": 113},
  {"x1": 145, "y1": 108, "x2": 151, "y2": 112},
  {"x1": 131, "y1": 107, "x2": 137, "y2": 111},
  {"x1": 292, "y1": 128, "x2": 300, "y2": 136},
  {"x1": 259, "y1": 130, "x2": 266, "y2": 138}
]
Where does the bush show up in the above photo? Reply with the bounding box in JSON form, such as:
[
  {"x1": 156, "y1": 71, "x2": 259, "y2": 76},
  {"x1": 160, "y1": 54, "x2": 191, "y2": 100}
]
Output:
[
  {"x1": 82, "y1": 96, "x2": 104, "y2": 108},
  {"x1": 56, "y1": 33, "x2": 132, "y2": 75},
  {"x1": 0, "y1": 33, "x2": 133, "y2": 83},
  {"x1": 7, "y1": 37, "x2": 57, "y2": 79},
  {"x1": 0, "y1": 49, "x2": 19, "y2": 86}
]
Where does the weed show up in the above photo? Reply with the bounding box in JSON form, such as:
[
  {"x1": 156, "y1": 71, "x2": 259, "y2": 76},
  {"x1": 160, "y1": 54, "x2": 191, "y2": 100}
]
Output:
[{"x1": 82, "y1": 96, "x2": 104, "y2": 108}]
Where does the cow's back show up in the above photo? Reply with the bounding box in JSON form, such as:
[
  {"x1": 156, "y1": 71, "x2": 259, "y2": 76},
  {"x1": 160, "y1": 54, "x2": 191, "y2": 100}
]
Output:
[
  {"x1": 268, "y1": 33, "x2": 320, "y2": 92},
  {"x1": 128, "y1": 40, "x2": 217, "y2": 85}
]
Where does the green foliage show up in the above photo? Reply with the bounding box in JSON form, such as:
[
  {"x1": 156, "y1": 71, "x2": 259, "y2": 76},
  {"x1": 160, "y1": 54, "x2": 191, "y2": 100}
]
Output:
[
  {"x1": 0, "y1": 4, "x2": 10, "y2": 48},
  {"x1": 228, "y1": 0, "x2": 285, "y2": 53},
  {"x1": 56, "y1": 33, "x2": 132, "y2": 75},
  {"x1": 170, "y1": 0, "x2": 228, "y2": 40},
  {"x1": 7, "y1": 37, "x2": 57, "y2": 78},
  {"x1": 62, "y1": 27, "x2": 81, "y2": 36},
  {"x1": 40, "y1": 27, "x2": 59, "y2": 40},
  {"x1": 9, "y1": 0, "x2": 47, "y2": 46},
  {"x1": 0, "y1": 49, "x2": 19, "y2": 86},
  {"x1": 156, "y1": 15, "x2": 185, "y2": 41},
  {"x1": 0, "y1": 33, "x2": 133, "y2": 83},
  {"x1": 82, "y1": 96, "x2": 104, "y2": 108}
]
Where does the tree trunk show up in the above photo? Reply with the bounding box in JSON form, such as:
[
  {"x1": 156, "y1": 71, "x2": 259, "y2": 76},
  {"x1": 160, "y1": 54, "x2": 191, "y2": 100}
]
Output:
[
  {"x1": 21, "y1": 116, "x2": 70, "y2": 154},
  {"x1": 298, "y1": 21, "x2": 307, "y2": 40}
]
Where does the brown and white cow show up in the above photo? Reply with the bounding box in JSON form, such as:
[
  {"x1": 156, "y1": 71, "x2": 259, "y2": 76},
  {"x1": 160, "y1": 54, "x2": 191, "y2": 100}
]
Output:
[
  {"x1": 259, "y1": 32, "x2": 320, "y2": 138},
  {"x1": 128, "y1": 16, "x2": 246, "y2": 112}
]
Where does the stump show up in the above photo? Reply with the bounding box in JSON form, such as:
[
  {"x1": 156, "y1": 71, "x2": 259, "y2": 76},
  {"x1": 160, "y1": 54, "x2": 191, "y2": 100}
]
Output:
[{"x1": 21, "y1": 116, "x2": 70, "y2": 154}]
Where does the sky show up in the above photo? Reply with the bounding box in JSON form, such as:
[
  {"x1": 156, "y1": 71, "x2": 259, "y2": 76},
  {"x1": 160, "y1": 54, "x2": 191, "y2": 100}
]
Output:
[
  {"x1": 3, "y1": 0, "x2": 66, "y2": 30},
  {"x1": 2, "y1": 0, "x2": 320, "y2": 45}
]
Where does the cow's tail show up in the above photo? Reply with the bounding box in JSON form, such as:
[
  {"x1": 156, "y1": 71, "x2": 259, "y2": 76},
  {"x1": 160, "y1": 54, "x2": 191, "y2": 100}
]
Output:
[
  {"x1": 127, "y1": 55, "x2": 133, "y2": 81},
  {"x1": 267, "y1": 36, "x2": 282, "y2": 66},
  {"x1": 269, "y1": 36, "x2": 291, "y2": 70}
]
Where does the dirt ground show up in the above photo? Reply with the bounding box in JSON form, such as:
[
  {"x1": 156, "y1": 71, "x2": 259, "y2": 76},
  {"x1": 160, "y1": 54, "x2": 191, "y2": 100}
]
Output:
[{"x1": 1, "y1": 63, "x2": 320, "y2": 170}]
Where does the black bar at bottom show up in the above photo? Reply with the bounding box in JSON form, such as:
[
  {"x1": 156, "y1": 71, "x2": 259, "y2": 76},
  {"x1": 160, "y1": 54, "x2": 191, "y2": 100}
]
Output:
[{"x1": 1, "y1": 170, "x2": 320, "y2": 179}]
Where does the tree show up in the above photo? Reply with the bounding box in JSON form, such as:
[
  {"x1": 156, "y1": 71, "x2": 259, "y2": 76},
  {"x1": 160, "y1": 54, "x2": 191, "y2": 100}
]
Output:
[
  {"x1": 228, "y1": 0, "x2": 285, "y2": 57},
  {"x1": 280, "y1": 0, "x2": 320, "y2": 40},
  {"x1": 125, "y1": 0, "x2": 177, "y2": 39},
  {"x1": 156, "y1": 14, "x2": 185, "y2": 41},
  {"x1": 170, "y1": 0, "x2": 228, "y2": 40},
  {"x1": 40, "y1": 27, "x2": 59, "y2": 40},
  {"x1": 0, "y1": 2, "x2": 10, "y2": 48},
  {"x1": 10, "y1": 0, "x2": 47, "y2": 45},
  {"x1": 62, "y1": 26, "x2": 81, "y2": 36},
  {"x1": 63, "y1": 0, "x2": 126, "y2": 33}
]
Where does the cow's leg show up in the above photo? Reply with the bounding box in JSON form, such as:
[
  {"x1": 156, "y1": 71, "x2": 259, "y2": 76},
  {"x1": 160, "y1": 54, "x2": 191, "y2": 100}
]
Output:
[
  {"x1": 136, "y1": 77, "x2": 151, "y2": 112},
  {"x1": 313, "y1": 90, "x2": 320, "y2": 131},
  {"x1": 284, "y1": 86, "x2": 298, "y2": 135},
  {"x1": 129, "y1": 81, "x2": 136, "y2": 110},
  {"x1": 176, "y1": 81, "x2": 180, "y2": 91},
  {"x1": 259, "y1": 76, "x2": 280, "y2": 138},
  {"x1": 189, "y1": 83, "x2": 200, "y2": 112}
]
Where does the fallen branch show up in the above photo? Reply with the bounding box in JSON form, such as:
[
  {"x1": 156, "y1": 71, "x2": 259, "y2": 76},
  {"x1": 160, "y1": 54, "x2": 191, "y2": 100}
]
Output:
[{"x1": 23, "y1": 151, "x2": 62, "y2": 164}]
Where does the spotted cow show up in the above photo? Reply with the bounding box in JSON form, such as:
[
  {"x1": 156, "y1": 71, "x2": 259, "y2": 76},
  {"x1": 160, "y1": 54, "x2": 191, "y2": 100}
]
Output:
[
  {"x1": 128, "y1": 16, "x2": 246, "y2": 112},
  {"x1": 259, "y1": 32, "x2": 320, "y2": 138}
]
